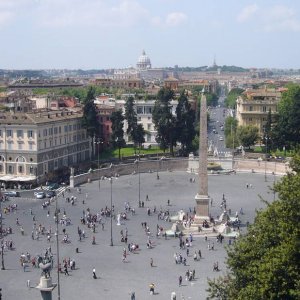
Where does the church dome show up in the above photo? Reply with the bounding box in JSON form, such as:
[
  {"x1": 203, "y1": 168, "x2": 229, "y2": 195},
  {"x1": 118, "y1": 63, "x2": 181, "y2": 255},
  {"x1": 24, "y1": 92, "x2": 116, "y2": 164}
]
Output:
[{"x1": 137, "y1": 50, "x2": 151, "y2": 70}]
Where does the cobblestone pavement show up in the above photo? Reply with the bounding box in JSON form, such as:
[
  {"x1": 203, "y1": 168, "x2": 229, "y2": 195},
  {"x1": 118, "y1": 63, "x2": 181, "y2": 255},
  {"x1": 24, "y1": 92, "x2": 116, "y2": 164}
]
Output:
[{"x1": 0, "y1": 171, "x2": 276, "y2": 300}]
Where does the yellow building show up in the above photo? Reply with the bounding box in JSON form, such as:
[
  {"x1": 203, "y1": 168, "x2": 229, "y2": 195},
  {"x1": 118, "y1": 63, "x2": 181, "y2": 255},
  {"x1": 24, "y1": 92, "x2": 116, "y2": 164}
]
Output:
[{"x1": 236, "y1": 87, "x2": 286, "y2": 135}]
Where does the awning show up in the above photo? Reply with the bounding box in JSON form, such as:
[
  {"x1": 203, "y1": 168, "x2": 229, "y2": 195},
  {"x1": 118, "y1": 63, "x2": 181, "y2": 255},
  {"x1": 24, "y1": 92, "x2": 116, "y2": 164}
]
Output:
[{"x1": 0, "y1": 175, "x2": 36, "y2": 182}]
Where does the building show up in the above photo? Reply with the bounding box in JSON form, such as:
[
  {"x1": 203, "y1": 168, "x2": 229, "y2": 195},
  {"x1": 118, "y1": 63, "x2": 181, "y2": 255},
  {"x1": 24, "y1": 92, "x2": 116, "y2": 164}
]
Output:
[
  {"x1": 0, "y1": 110, "x2": 91, "y2": 187},
  {"x1": 236, "y1": 87, "x2": 285, "y2": 135},
  {"x1": 136, "y1": 50, "x2": 152, "y2": 70},
  {"x1": 117, "y1": 98, "x2": 178, "y2": 146}
]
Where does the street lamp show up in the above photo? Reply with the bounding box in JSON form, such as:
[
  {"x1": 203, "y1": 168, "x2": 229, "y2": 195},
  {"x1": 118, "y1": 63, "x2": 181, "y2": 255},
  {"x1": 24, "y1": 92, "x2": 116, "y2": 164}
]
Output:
[
  {"x1": 156, "y1": 151, "x2": 160, "y2": 180},
  {"x1": 94, "y1": 139, "x2": 103, "y2": 191},
  {"x1": 264, "y1": 135, "x2": 268, "y2": 182},
  {"x1": 55, "y1": 196, "x2": 61, "y2": 300},
  {"x1": 109, "y1": 177, "x2": 113, "y2": 246},
  {"x1": 0, "y1": 199, "x2": 4, "y2": 270},
  {"x1": 135, "y1": 156, "x2": 140, "y2": 204}
]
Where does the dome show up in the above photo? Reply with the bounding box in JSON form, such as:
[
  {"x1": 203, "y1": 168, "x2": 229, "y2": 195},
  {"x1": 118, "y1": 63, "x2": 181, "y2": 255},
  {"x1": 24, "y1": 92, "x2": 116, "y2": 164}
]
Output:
[{"x1": 137, "y1": 50, "x2": 151, "y2": 70}]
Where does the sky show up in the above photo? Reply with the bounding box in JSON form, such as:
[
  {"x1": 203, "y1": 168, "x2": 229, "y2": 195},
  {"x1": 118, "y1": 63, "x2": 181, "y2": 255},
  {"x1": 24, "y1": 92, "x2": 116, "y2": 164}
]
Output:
[{"x1": 1, "y1": 0, "x2": 300, "y2": 69}]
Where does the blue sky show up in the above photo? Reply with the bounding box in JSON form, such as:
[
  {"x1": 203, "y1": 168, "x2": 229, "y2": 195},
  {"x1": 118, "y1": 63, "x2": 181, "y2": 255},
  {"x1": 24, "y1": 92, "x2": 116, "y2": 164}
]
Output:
[{"x1": 1, "y1": 0, "x2": 300, "y2": 69}]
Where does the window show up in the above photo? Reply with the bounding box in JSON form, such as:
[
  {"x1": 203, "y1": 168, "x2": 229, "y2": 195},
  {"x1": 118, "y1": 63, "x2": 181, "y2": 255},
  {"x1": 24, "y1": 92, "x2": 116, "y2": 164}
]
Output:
[
  {"x1": 17, "y1": 130, "x2": 23, "y2": 138},
  {"x1": 249, "y1": 106, "x2": 253, "y2": 111},
  {"x1": 106, "y1": 116, "x2": 109, "y2": 121},
  {"x1": 29, "y1": 143, "x2": 33, "y2": 150},
  {"x1": 249, "y1": 118, "x2": 253, "y2": 121},
  {"x1": 59, "y1": 126, "x2": 61, "y2": 133},
  {"x1": 69, "y1": 125, "x2": 72, "y2": 131},
  {"x1": 137, "y1": 106, "x2": 143, "y2": 114},
  {"x1": 27, "y1": 130, "x2": 34, "y2": 138},
  {"x1": 18, "y1": 143, "x2": 23, "y2": 150},
  {"x1": 147, "y1": 124, "x2": 151, "y2": 130},
  {"x1": 262, "y1": 106, "x2": 267, "y2": 112},
  {"x1": 64, "y1": 125, "x2": 68, "y2": 132},
  {"x1": 0, "y1": 130, "x2": 2, "y2": 137},
  {"x1": 7, "y1": 142, "x2": 13, "y2": 150},
  {"x1": 54, "y1": 127, "x2": 58, "y2": 134},
  {"x1": 49, "y1": 128, "x2": 53, "y2": 135},
  {"x1": 8, "y1": 166, "x2": 13, "y2": 174},
  {"x1": 44, "y1": 141, "x2": 47, "y2": 148},
  {"x1": 106, "y1": 125, "x2": 109, "y2": 131},
  {"x1": 43, "y1": 129, "x2": 47, "y2": 136},
  {"x1": 73, "y1": 124, "x2": 76, "y2": 130},
  {"x1": 6, "y1": 130, "x2": 12, "y2": 137},
  {"x1": 18, "y1": 165, "x2": 23, "y2": 173},
  {"x1": 147, "y1": 134, "x2": 151, "y2": 142},
  {"x1": 0, "y1": 165, "x2": 3, "y2": 172}
]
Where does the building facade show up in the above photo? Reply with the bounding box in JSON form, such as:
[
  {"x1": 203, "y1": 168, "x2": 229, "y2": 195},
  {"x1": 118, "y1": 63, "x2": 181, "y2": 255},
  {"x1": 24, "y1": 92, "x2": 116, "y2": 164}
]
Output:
[
  {"x1": 0, "y1": 110, "x2": 91, "y2": 186},
  {"x1": 236, "y1": 88, "x2": 284, "y2": 135}
]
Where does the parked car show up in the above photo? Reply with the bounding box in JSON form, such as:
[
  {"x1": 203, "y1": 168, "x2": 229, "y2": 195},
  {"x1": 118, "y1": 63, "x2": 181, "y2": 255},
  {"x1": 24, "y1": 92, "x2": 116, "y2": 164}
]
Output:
[
  {"x1": 35, "y1": 191, "x2": 46, "y2": 199},
  {"x1": 48, "y1": 183, "x2": 59, "y2": 190},
  {"x1": 3, "y1": 191, "x2": 20, "y2": 197},
  {"x1": 46, "y1": 191, "x2": 56, "y2": 198}
]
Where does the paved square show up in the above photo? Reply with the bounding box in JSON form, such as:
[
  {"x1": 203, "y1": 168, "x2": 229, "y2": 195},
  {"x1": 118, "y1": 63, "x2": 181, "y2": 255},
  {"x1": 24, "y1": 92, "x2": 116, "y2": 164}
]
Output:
[{"x1": 0, "y1": 171, "x2": 276, "y2": 300}]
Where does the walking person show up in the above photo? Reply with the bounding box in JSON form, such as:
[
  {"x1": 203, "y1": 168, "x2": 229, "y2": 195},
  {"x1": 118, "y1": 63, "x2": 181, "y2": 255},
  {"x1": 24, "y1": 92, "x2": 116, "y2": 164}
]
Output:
[
  {"x1": 179, "y1": 275, "x2": 182, "y2": 286},
  {"x1": 130, "y1": 292, "x2": 135, "y2": 300},
  {"x1": 93, "y1": 268, "x2": 97, "y2": 279},
  {"x1": 150, "y1": 258, "x2": 153, "y2": 267}
]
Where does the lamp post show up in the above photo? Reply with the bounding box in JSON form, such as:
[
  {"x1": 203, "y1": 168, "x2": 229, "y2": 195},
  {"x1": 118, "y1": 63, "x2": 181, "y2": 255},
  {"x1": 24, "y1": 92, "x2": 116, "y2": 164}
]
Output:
[
  {"x1": 94, "y1": 139, "x2": 103, "y2": 191},
  {"x1": 109, "y1": 177, "x2": 113, "y2": 246},
  {"x1": 264, "y1": 135, "x2": 268, "y2": 182},
  {"x1": 135, "y1": 156, "x2": 140, "y2": 204},
  {"x1": 1, "y1": 199, "x2": 5, "y2": 270},
  {"x1": 156, "y1": 151, "x2": 159, "y2": 179},
  {"x1": 55, "y1": 196, "x2": 61, "y2": 300}
]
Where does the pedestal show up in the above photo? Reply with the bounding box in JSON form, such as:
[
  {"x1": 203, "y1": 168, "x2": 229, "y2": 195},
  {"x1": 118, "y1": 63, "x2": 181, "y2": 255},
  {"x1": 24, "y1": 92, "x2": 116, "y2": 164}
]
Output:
[
  {"x1": 194, "y1": 193, "x2": 210, "y2": 222},
  {"x1": 36, "y1": 276, "x2": 57, "y2": 300},
  {"x1": 69, "y1": 175, "x2": 74, "y2": 188}
]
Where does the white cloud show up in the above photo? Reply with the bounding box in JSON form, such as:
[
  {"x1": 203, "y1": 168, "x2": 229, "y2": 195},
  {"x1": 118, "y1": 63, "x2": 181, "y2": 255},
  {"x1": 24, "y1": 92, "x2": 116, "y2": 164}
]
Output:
[
  {"x1": 263, "y1": 5, "x2": 300, "y2": 32},
  {"x1": 165, "y1": 12, "x2": 187, "y2": 26},
  {"x1": 0, "y1": 11, "x2": 14, "y2": 26},
  {"x1": 237, "y1": 4, "x2": 258, "y2": 23},
  {"x1": 152, "y1": 12, "x2": 187, "y2": 27},
  {"x1": 237, "y1": 4, "x2": 300, "y2": 32},
  {"x1": 34, "y1": 0, "x2": 149, "y2": 28}
]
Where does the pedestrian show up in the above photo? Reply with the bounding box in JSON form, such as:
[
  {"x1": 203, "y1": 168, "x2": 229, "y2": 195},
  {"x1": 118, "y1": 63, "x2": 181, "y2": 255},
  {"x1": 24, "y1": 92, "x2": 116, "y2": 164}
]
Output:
[
  {"x1": 64, "y1": 266, "x2": 69, "y2": 276},
  {"x1": 198, "y1": 249, "x2": 202, "y2": 258},
  {"x1": 150, "y1": 258, "x2": 153, "y2": 267},
  {"x1": 131, "y1": 292, "x2": 135, "y2": 300},
  {"x1": 179, "y1": 275, "x2": 182, "y2": 286},
  {"x1": 27, "y1": 279, "x2": 30, "y2": 288},
  {"x1": 93, "y1": 268, "x2": 97, "y2": 279},
  {"x1": 167, "y1": 199, "x2": 170, "y2": 206},
  {"x1": 146, "y1": 195, "x2": 149, "y2": 201}
]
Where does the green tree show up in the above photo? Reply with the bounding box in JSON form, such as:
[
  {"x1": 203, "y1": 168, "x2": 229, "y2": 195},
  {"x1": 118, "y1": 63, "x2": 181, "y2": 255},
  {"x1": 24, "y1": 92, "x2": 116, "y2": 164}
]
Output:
[
  {"x1": 124, "y1": 96, "x2": 138, "y2": 140},
  {"x1": 224, "y1": 117, "x2": 238, "y2": 149},
  {"x1": 272, "y1": 84, "x2": 300, "y2": 150},
  {"x1": 225, "y1": 88, "x2": 244, "y2": 109},
  {"x1": 134, "y1": 124, "x2": 146, "y2": 150},
  {"x1": 207, "y1": 153, "x2": 300, "y2": 300},
  {"x1": 175, "y1": 91, "x2": 196, "y2": 156},
  {"x1": 81, "y1": 86, "x2": 100, "y2": 158},
  {"x1": 236, "y1": 125, "x2": 259, "y2": 148},
  {"x1": 110, "y1": 110, "x2": 126, "y2": 160},
  {"x1": 152, "y1": 87, "x2": 177, "y2": 155}
]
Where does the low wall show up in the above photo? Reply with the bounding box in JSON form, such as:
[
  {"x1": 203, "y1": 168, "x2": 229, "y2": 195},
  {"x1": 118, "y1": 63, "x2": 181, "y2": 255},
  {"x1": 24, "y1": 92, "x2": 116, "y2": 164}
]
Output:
[
  {"x1": 70, "y1": 157, "x2": 290, "y2": 187},
  {"x1": 71, "y1": 159, "x2": 189, "y2": 187}
]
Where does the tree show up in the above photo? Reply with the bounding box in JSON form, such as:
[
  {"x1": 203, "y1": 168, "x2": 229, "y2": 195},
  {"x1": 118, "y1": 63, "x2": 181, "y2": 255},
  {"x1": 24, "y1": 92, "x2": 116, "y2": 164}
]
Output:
[
  {"x1": 110, "y1": 110, "x2": 126, "y2": 160},
  {"x1": 272, "y1": 84, "x2": 300, "y2": 150},
  {"x1": 124, "y1": 96, "x2": 138, "y2": 140},
  {"x1": 225, "y1": 88, "x2": 244, "y2": 109},
  {"x1": 152, "y1": 87, "x2": 177, "y2": 155},
  {"x1": 175, "y1": 91, "x2": 196, "y2": 156},
  {"x1": 134, "y1": 124, "x2": 146, "y2": 150},
  {"x1": 224, "y1": 117, "x2": 238, "y2": 149},
  {"x1": 236, "y1": 125, "x2": 259, "y2": 148},
  {"x1": 207, "y1": 153, "x2": 300, "y2": 300},
  {"x1": 81, "y1": 86, "x2": 100, "y2": 158}
]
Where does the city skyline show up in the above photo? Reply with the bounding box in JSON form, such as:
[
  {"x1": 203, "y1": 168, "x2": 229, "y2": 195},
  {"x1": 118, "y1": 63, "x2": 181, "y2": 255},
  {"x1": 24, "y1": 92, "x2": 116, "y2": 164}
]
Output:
[{"x1": 1, "y1": 0, "x2": 300, "y2": 70}]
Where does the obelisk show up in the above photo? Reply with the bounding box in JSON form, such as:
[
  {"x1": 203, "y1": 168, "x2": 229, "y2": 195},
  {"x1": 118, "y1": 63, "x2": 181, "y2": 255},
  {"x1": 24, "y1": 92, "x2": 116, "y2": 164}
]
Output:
[{"x1": 195, "y1": 90, "x2": 210, "y2": 221}]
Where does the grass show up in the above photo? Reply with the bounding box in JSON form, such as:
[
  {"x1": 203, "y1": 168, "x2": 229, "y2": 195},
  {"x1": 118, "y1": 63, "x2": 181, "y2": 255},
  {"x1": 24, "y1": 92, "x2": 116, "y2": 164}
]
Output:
[{"x1": 99, "y1": 146, "x2": 168, "y2": 160}]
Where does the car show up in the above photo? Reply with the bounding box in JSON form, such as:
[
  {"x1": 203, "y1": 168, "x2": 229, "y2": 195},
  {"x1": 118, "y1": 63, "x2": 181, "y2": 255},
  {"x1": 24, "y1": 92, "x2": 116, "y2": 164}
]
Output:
[
  {"x1": 35, "y1": 191, "x2": 46, "y2": 199},
  {"x1": 48, "y1": 183, "x2": 59, "y2": 190},
  {"x1": 3, "y1": 191, "x2": 20, "y2": 197},
  {"x1": 46, "y1": 191, "x2": 56, "y2": 198},
  {"x1": 219, "y1": 136, "x2": 224, "y2": 141}
]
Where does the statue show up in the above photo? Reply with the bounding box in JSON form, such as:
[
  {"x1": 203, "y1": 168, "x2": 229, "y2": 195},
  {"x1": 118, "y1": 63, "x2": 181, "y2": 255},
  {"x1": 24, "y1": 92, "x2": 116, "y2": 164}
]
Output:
[{"x1": 39, "y1": 262, "x2": 52, "y2": 278}]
